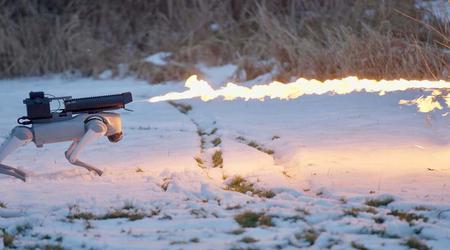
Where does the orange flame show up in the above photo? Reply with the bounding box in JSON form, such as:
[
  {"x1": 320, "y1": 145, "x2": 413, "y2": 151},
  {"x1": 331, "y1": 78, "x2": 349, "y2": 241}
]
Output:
[{"x1": 149, "y1": 75, "x2": 450, "y2": 112}]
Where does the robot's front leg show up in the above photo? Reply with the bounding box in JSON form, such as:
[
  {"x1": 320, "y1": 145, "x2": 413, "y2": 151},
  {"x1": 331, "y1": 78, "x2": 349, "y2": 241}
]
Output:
[
  {"x1": 65, "y1": 119, "x2": 107, "y2": 176},
  {"x1": 0, "y1": 127, "x2": 33, "y2": 181}
]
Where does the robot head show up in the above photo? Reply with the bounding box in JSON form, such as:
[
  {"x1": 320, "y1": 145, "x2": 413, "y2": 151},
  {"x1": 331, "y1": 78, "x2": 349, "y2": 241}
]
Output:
[
  {"x1": 85, "y1": 113, "x2": 123, "y2": 143},
  {"x1": 101, "y1": 113, "x2": 123, "y2": 143},
  {"x1": 108, "y1": 132, "x2": 123, "y2": 143}
]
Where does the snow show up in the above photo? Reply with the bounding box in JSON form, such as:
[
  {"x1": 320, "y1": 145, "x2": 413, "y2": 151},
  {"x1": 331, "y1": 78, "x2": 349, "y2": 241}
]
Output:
[
  {"x1": 98, "y1": 70, "x2": 113, "y2": 80},
  {"x1": 0, "y1": 69, "x2": 450, "y2": 249},
  {"x1": 143, "y1": 52, "x2": 172, "y2": 66},
  {"x1": 197, "y1": 64, "x2": 238, "y2": 87}
]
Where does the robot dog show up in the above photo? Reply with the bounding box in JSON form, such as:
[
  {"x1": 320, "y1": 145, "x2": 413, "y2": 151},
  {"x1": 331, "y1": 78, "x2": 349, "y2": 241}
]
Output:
[{"x1": 0, "y1": 92, "x2": 133, "y2": 181}]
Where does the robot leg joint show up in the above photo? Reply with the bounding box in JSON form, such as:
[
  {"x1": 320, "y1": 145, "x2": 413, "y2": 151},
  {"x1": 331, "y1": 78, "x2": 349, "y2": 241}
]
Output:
[{"x1": 11, "y1": 126, "x2": 33, "y2": 142}]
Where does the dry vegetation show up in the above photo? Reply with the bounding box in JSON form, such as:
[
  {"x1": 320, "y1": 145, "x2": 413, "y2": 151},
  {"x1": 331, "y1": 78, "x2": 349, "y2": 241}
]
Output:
[{"x1": 0, "y1": 0, "x2": 448, "y2": 81}]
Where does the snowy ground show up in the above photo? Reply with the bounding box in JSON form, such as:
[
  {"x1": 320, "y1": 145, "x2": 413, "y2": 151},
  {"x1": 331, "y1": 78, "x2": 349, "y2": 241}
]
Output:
[{"x1": 0, "y1": 70, "x2": 450, "y2": 250}]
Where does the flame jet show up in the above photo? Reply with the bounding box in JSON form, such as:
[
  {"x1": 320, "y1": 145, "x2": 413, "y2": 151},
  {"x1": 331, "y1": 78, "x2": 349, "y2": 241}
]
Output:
[{"x1": 149, "y1": 75, "x2": 450, "y2": 112}]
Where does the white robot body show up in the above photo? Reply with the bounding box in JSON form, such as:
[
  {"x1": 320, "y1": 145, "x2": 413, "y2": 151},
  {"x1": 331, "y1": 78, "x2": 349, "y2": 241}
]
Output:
[
  {"x1": 0, "y1": 91, "x2": 132, "y2": 182},
  {"x1": 0, "y1": 94, "x2": 131, "y2": 181},
  {"x1": 32, "y1": 112, "x2": 122, "y2": 146}
]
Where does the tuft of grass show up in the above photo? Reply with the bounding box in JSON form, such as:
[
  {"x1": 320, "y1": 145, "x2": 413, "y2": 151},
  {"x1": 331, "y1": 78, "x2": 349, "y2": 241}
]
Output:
[
  {"x1": 2, "y1": 230, "x2": 15, "y2": 248},
  {"x1": 374, "y1": 217, "x2": 385, "y2": 224},
  {"x1": 67, "y1": 212, "x2": 95, "y2": 221},
  {"x1": 263, "y1": 149, "x2": 274, "y2": 155},
  {"x1": 415, "y1": 206, "x2": 431, "y2": 211},
  {"x1": 200, "y1": 138, "x2": 206, "y2": 150},
  {"x1": 282, "y1": 170, "x2": 292, "y2": 178},
  {"x1": 295, "y1": 208, "x2": 310, "y2": 216},
  {"x1": 168, "y1": 101, "x2": 192, "y2": 114},
  {"x1": 68, "y1": 207, "x2": 147, "y2": 222},
  {"x1": 212, "y1": 150, "x2": 224, "y2": 168},
  {"x1": 271, "y1": 135, "x2": 280, "y2": 140},
  {"x1": 194, "y1": 156, "x2": 204, "y2": 168},
  {"x1": 234, "y1": 211, "x2": 274, "y2": 228},
  {"x1": 15, "y1": 223, "x2": 33, "y2": 235},
  {"x1": 247, "y1": 141, "x2": 274, "y2": 155},
  {"x1": 190, "y1": 237, "x2": 200, "y2": 243},
  {"x1": 161, "y1": 177, "x2": 171, "y2": 191},
  {"x1": 227, "y1": 176, "x2": 252, "y2": 193},
  {"x1": 404, "y1": 237, "x2": 430, "y2": 250},
  {"x1": 122, "y1": 201, "x2": 136, "y2": 210},
  {"x1": 170, "y1": 237, "x2": 199, "y2": 245},
  {"x1": 209, "y1": 128, "x2": 218, "y2": 135},
  {"x1": 344, "y1": 207, "x2": 378, "y2": 217},
  {"x1": 84, "y1": 220, "x2": 94, "y2": 230},
  {"x1": 388, "y1": 210, "x2": 428, "y2": 224},
  {"x1": 258, "y1": 214, "x2": 274, "y2": 227},
  {"x1": 236, "y1": 136, "x2": 245, "y2": 141},
  {"x1": 197, "y1": 129, "x2": 206, "y2": 136},
  {"x1": 226, "y1": 204, "x2": 242, "y2": 210},
  {"x1": 42, "y1": 244, "x2": 65, "y2": 250},
  {"x1": 229, "y1": 228, "x2": 245, "y2": 235},
  {"x1": 247, "y1": 141, "x2": 258, "y2": 148},
  {"x1": 135, "y1": 167, "x2": 144, "y2": 173},
  {"x1": 99, "y1": 210, "x2": 145, "y2": 221},
  {"x1": 241, "y1": 237, "x2": 259, "y2": 243},
  {"x1": 225, "y1": 176, "x2": 275, "y2": 198},
  {"x1": 212, "y1": 137, "x2": 222, "y2": 147},
  {"x1": 235, "y1": 211, "x2": 260, "y2": 228},
  {"x1": 295, "y1": 229, "x2": 319, "y2": 246},
  {"x1": 351, "y1": 241, "x2": 368, "y2": 250},
  {"x1": 283, "y1": 215, "x2": 305, "y2": 223},
  {"x1": 0, "y1": 201, "x2": 6, "y2": 208},
  {"x1": 365, "y1": 197, "x2": 395, "y2": 207},
  {"x1": 41, "y1": 234, "x2": 52, "y2": 240}
]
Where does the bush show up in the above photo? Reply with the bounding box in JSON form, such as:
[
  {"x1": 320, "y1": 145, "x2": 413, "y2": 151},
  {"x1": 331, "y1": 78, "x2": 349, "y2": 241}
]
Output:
[
  {"x1": 0, "y1": 0, "x2": 447, "y2": 80},
  {"x1": 234, "y1": 211, "x2": 274, "y2": 228}
]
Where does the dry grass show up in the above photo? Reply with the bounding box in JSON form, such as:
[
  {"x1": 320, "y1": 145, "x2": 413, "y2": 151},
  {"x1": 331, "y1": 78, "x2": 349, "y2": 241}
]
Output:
[
  {"x1": 344, "y1": 207, "x2": 378, "y2": 217},
  {"x1": 2, "y1": 230, "x2": 15, "y2": 248},
  {"x1": 236, "y1": 136, "x2": 275, "y2": 155},
  {"x1": 294, "y1": 228, "x2": 320, "y2": 246},
  {"x1": 365, "y1": 197, "x2": 395, "y2": 207},
  {"x1": 168, "y1": 101, "x2": 192, "y2": 114},
  {"x1": 225, "y1": 176, "x2": 275, "y2": 198},
  {"x1": 212, "y1": 150, "x2": 224, "y2": 168},
  {"x1": 404, "y1": 237, "x2": 430, "y2": 250},
  {"x1": 388, "y1": 210, "x2": 428, "y2": 224},
  {"x1": 0, "y1": 0, "x2": 447, "y2": 81},
  {"x1": 234, "y1": 211, "x2": 274, "y2": 228}
]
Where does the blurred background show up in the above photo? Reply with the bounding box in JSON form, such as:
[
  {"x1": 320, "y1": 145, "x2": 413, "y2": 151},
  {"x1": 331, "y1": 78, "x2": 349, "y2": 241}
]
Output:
[{"x1": 0, "y1": 0, "x2": 448, "y2": 82}]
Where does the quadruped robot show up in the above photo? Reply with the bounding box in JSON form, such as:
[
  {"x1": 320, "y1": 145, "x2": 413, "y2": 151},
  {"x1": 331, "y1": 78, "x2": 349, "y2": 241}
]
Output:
[{"x1": 0, "y1": 91, "x2": 133, "y2": 181}]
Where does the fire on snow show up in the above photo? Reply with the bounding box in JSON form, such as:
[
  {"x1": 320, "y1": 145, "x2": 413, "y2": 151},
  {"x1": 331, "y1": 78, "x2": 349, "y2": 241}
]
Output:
[{"x1": 149, "y1": 75, "x2": 450, "y2": 113}]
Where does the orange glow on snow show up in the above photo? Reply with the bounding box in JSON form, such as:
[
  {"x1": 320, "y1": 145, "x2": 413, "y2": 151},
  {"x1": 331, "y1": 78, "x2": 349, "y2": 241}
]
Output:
[{"x1": 149, "y1": 75, "x2": 450, "y2": 112}]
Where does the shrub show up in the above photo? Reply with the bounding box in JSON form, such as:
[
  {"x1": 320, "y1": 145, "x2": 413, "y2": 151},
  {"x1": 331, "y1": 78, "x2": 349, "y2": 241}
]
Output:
[
  {"x1": 365, "y1": 197, "x2": 394, "y2": 207},
  {"x1": 234, "y1": 211, "x2": 274, "y2": 228},
  {"x1": 0, "y1": 1, "x2": 446, "y2": 80},
  {"x1": 225, "y1": 176, "x2": 275, "y2": 198}
]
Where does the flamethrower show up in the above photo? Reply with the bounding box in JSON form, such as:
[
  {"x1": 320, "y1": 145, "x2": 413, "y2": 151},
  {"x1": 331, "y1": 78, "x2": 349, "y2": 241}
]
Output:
[{"x1": 0, "y1": 92, "x2": 133, "y2": 181}]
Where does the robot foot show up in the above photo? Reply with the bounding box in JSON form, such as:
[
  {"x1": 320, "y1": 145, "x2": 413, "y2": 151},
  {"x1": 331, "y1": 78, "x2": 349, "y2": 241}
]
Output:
[
  {"x1": 71, "y1": 160, "x2": 103, "y2": 176},
  {"x1": 0, "y1": 163, "x2": 26, "y2": 182}
]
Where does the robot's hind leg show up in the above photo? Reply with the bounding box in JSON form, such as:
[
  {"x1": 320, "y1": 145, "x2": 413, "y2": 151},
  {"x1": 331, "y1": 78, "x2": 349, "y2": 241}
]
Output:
[
  {"x1": 0, "y1": 164, "x2": 26, "y2": 182},
  {"x1": 64, "y1": 119, "x2": 107, "y2": 176},
  {"x1": 0, "y1": 127, "x2": 33, "y2": 181},
  {"x1": 65, "y1": 141, "x2": 103, "y2": 176}
]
